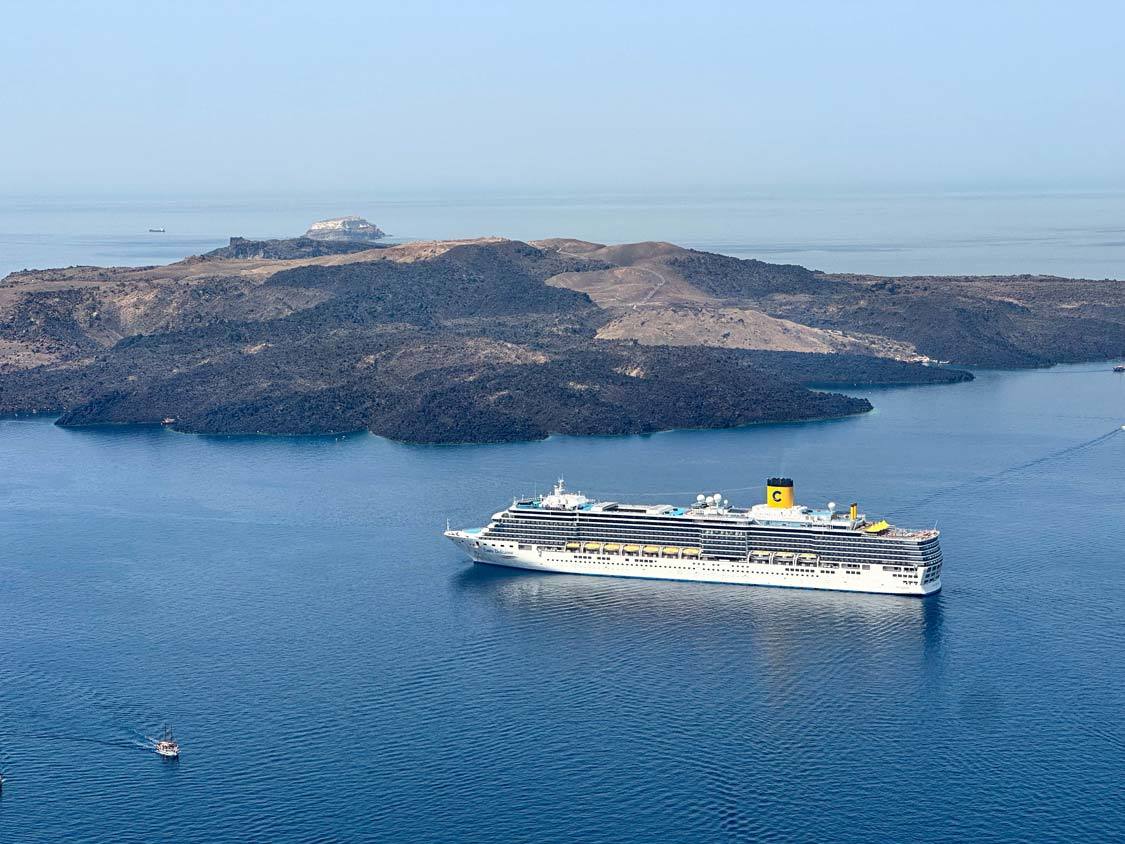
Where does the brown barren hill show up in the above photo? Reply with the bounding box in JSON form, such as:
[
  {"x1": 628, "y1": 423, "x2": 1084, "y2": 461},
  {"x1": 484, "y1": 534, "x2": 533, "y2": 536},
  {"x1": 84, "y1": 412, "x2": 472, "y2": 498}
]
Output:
[
  {"x1": 596, "y1": 306, "x2": 918, "y2": 358},
  {"x1": 3, "y1": 234, "x2": 1121, "y2": 441}
]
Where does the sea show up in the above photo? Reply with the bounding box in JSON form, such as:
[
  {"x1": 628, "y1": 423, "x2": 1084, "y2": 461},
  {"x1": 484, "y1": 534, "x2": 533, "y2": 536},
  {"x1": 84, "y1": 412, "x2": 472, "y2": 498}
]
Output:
[
  {"x1": 1, "y1": 192, "x2": 1124, "y2": 842},
  {"x1": 3, "y1": 188, "x2": 1125, "y2": 279}
]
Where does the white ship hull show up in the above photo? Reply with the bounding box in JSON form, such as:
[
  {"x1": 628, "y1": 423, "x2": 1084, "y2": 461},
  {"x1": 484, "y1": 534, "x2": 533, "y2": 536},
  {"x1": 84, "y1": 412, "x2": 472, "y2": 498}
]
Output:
[{"x1": 445, "y1": 531, "x2": 940, "y2": 596}]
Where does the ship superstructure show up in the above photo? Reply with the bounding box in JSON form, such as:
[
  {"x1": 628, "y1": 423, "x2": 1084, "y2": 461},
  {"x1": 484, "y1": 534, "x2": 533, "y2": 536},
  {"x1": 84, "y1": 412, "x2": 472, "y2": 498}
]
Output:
[{"x1": 444, "y1": 478, "x2": 942, "y2": 595}]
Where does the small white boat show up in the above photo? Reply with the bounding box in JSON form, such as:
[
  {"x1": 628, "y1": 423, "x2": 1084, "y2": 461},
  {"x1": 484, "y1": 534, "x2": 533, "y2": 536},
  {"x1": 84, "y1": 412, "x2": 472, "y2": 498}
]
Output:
[
  {"x1": 152, "y1": 725, "x2": 180, "y2": 758},
  {"x1": 149, "y1": 227, "x2": 166, "y2": 233}
]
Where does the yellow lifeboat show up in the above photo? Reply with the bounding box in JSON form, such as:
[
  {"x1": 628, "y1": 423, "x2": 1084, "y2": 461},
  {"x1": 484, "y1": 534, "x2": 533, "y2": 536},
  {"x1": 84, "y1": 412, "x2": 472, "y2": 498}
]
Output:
[
  {"x1": 798, "y1": 553, "x2": 818, "y2": 563},
  {"x1": 604, "y1": 543, "x2": 621, "y2": 553},
  {"x1": 663, "y1": 546, "x2": 681, "y2": 556},
  {"x1": 584, "y1": 542, "x2": 602, "y2": 552},
  {"x1": 682, "y1": 547, "x2": 701, "y2": 557},
  {"x1": 565, "y1": 541, "x2": 580, "y2": 550},
  {"x1": 750, "y1": 550, "x2": 771, "y2": 560},
  {"x1": 623, "y1": 544, "x2": 641, "y2": 554},
  {"x1": 775, "y1": 552, "x2": 796, "y2": 561},
  {"x1": 642, "y1": 545, "x2": 660, "y2": 555},
  {"x1": 864, "y1": 520, "x2": 891, "y2": 534}
]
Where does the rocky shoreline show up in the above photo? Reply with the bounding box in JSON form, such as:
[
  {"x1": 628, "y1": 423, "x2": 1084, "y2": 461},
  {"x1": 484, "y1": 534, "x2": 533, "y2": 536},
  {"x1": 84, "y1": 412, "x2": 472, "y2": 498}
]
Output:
[{"x1": 1, "y1": 234, "x2": 1119, "y2": 443}]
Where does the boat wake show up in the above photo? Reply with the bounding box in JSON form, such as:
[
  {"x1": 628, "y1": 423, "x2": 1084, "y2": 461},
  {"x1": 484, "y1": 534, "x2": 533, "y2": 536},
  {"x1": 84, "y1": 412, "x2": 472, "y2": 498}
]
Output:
[
  {"x1": 891, "y1": 425, "x2": 1123, "y2": 516},
  {"x1": 0, "y1": 664, "x2": 179, "y2": 759},
  {"x1": 10, "y1": 731, "x2": 139, "y2": 752}
]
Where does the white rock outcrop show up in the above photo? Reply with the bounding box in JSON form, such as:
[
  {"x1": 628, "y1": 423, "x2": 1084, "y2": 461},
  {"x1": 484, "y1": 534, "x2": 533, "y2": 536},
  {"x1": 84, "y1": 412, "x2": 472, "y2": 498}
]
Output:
[{"x1": 304, "y1": 216, "x2": 386, "y2": 242}]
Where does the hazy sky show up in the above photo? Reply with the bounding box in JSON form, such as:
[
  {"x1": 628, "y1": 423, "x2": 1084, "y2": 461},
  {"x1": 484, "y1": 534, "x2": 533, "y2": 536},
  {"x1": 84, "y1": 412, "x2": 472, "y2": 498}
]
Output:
[{"x1": 2, "y1": 0, "x2": 1123, "y2": 194}]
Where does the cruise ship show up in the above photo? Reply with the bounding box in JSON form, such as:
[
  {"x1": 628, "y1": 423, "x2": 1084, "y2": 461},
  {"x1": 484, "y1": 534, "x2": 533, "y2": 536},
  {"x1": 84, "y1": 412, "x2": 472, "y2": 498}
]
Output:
[{"x1": 444, "y1": 478, "x2": 942, "y2": 595}]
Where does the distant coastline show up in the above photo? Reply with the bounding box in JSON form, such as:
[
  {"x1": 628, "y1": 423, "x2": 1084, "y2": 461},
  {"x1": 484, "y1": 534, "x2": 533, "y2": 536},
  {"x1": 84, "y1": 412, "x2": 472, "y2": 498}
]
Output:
[{"x1": 1, "y1": 231, "x2": 1120, "y2": 444}]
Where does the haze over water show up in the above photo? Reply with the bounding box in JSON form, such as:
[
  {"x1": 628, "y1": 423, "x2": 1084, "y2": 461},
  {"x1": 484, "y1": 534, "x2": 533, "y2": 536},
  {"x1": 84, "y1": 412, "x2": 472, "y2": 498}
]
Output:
[
  {"x1": 3, "y1": 188, "x2": 1125, "y2": 279},
  {"x1": 4, "y1": 0, "x2": 1124, "y2": 838},
  {"x1": 1, "y1": 360, "x2": 1123, "y2": 841}
]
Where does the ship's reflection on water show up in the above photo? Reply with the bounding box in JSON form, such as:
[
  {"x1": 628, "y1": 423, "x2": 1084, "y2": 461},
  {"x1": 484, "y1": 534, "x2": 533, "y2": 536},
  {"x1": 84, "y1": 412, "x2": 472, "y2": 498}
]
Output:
[{"x1": 453, "y1": 562, "x2": 947, "y2": 677}]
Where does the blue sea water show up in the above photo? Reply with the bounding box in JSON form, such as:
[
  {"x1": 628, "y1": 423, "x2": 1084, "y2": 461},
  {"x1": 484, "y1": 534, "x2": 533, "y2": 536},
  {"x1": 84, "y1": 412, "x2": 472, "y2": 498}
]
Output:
[
  {"x1": 1, "y1": 363, "x2": 1124, "y2": 842},
  {"x1": 2, "y1": 193, "x2": 1125, "y2": 840},
  {"x1": 2, "y1": 188, "x2": 1125, "y2": 279}
]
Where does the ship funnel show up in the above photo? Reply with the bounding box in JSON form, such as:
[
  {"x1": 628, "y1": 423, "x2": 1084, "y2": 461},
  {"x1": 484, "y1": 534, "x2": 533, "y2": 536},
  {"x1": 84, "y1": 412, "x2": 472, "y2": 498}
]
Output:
[
  {"x1": 766, "y1": 477, "x2": 794, "y2": 508},
  {"x1": 849, "y1": 502, "x2": 858, "y2": 520}
]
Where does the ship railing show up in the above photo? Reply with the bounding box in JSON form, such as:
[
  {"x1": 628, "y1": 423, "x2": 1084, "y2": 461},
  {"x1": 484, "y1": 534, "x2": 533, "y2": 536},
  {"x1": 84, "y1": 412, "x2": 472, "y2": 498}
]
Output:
[{"x1": 881, "y1": 528, "x2": 940, "y2": 539}]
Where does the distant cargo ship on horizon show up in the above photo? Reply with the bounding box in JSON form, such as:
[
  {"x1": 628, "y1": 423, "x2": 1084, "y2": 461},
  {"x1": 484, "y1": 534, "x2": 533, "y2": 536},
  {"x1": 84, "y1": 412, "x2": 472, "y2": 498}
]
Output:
[{"x1": 446, "y1": 478, "x2": 942, "y2": 595}]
